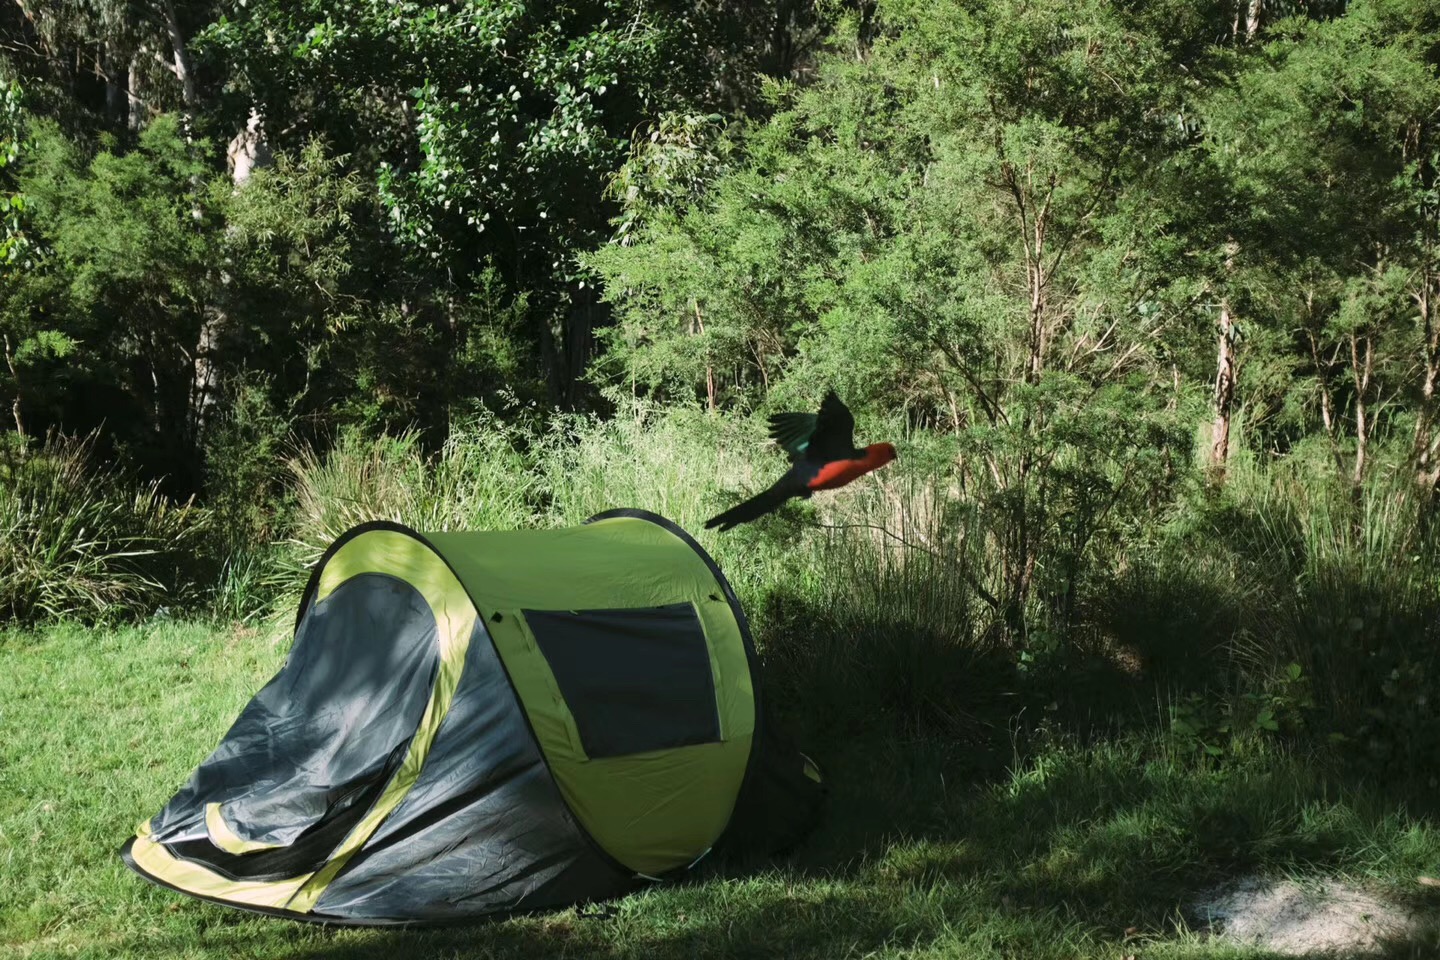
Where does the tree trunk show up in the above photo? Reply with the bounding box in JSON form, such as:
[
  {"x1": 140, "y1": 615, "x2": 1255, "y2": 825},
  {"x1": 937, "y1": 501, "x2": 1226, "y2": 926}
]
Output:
[
  {"x1": 1307, "y1": 325, "x2": 1347, "y2": 479},
  {"x1": 693, "y1": 302, "x2": 715, "y2": 411},
  {"x1": 4, "y1": 333, "x2": 23, "y2": 438},
  {"x1": 102, "y1": 43, "x2": 125, "y2": 127},
  {"x1": 1025, "y1": 194, "x2": 1049, "y2": 386},
  {"x1": 160, "y1": 0, "x2": 198, "y2": 117},
  {"x1": 1350, "y1": 330, "x2": 1374, "y2": 488},
  {"x1": 563, "y1": 283, "x2": 599, "y2": 408},
  {"x1": 127, "y1": 56, "x2": 144, "y2": 130},
  {"x1": 161, "y1": 4, "x2": 228, "y2": 450},
  {"x1": 226, "y1": 108, "x2": 273, "y2": 186},
  {"x1": 189, "y1": 303, "x2": 224, "y2": 446},
  {"x1": 1209, "y1": 246, "x2": 1239, "y2": 480},
  {"x1": 1234, "y1": 0, "x2": 1261, "y2": 41},
  {"x1": 1209, "y1": 304, "x2": 1236, "y2": 475},
  {"x1": 1415, "y1": 280, "x2": 1440, "y2": 493}
]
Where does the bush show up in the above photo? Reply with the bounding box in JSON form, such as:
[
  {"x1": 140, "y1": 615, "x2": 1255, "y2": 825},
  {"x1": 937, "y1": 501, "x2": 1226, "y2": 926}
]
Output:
[
  {"x1": 1145, "y1": 465, "x2": 1440, "y2": 783},
  {"x1": 760, "y1": 505, "x2": 1009, "y2": 747},
  {"x1": 202, "y1": 374, "x2": 291, "y2": 558},
  {"x1": 0, "y1": 433, "x2": 205, "y2": 622}
]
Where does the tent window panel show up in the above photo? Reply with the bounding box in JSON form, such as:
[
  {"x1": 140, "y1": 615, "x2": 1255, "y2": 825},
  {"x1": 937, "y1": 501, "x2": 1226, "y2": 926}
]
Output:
[{"x1": 521, "y1": 604, "x2": 721, "y2": 759}]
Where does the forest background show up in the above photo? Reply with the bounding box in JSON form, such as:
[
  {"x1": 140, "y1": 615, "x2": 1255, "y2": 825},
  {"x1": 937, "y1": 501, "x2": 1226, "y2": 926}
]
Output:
[{"x1": 4, "y1": 2, "x2": 1440, "y2": 956}]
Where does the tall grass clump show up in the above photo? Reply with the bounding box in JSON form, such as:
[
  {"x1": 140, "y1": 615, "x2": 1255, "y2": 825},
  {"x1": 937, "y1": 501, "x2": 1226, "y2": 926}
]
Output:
[
  {"x1": 1137, "y1": 459, "x2": 1440, "y2": 785},
  {"x1": 762, "y1": 508, "x2": 1007, "y2": 744},
  {"x1": 538, "y1": 399, "x2": 746, "y2": 526},
  {"x1": 0, "y1": 433, "x2": 205, "y2": 623},
  {"x1": 284, "y1": 418, "x2": 539, "y2": 583},
  {"x1": 209, "y1": 543, "x2": 297, "y2": 624},
  {"x1": 1091, "y1": 550, "x2": 1272, "y2": 693},
  {"x1": 535, "y1": 399, "x2": 804, "y2": 598},
  {"x1": 1261, "y1": 475, "x2": 1440, "y2": 781}
]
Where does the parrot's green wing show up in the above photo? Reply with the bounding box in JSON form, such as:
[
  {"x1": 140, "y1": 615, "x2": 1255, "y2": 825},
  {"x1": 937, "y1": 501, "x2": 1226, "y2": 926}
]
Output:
[
  {"x1": 767, "y1": 390, "x2": 855, "y2": 462},
  {"x1": 767, "y1": 411, "x2": 818, "y2": 460}
]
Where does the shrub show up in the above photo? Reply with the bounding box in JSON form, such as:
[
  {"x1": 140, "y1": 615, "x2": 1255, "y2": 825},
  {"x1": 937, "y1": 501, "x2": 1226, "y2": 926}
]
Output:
[
  {"x1": 0, "y1": 433, "x2": 205, "y2": 622},
  {"x1": 202, "y1": 374, "x2": 291, "y2": 558}
]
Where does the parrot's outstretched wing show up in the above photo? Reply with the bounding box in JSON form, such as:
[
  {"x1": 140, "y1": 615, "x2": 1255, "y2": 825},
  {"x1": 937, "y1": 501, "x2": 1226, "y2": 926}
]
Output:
[{"x1": 768, "y1": 390, "x2": 855, "y2": 462}]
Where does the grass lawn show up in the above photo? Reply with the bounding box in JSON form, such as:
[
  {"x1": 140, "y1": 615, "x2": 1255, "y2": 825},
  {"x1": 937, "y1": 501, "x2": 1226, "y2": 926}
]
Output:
[{"x1": 3, "y1": 620, "x2": 1439, "y2": 959}]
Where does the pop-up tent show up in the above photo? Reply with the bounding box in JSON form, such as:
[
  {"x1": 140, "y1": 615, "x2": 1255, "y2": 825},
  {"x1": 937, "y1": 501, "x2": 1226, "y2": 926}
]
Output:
[{"x1": 122, "y1": 510, "x2": 822, "y2": 925}]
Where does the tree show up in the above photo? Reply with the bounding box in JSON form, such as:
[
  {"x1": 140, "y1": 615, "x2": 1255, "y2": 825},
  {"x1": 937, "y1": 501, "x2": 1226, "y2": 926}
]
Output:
[
  {"x1": 1200, "y1": 0, "x2": 1440, "y2": 492},
  {"x1": 197, "y1": 0, "x2": 858, "y2": 407},
  {"x1": 8, "y1": 114, "x2": 215, "y2": 481},
  {"x1": 0, "y1": 77, "x2": 69, "y2": 443},
  {"x1": 592, "y1": 0, "x2": 1215, "y2": 631}
]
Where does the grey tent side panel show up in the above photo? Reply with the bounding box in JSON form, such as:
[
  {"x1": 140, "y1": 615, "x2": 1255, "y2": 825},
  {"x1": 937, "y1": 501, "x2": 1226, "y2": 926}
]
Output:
[
  {"x1": 313, "y1": 619, "x2": 632, "y2": 921},
  {"x1": 146, "y1": 575, "x2": 439, "y2": 870}
]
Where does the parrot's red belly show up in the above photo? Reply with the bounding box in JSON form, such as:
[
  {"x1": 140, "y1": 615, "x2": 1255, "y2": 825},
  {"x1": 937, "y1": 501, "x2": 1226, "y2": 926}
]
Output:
[{"x1": 808, "y1": 456, "x2": 881, "y2": 491}]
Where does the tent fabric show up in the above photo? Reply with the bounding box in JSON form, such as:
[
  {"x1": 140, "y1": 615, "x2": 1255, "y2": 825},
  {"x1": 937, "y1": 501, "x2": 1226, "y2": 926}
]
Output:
[
  {"x1": 122, "y1": 510, "x2": 822, "y2": 925},
  {"x1": 309, "y1": 603, "x2": 632, "y2": 922},
  {"x1": 144, "y1": 574, "x2": 439, "y2": 856},
  {"x1": 425, "y1": 518, "x2": 756, "y2": 875}
]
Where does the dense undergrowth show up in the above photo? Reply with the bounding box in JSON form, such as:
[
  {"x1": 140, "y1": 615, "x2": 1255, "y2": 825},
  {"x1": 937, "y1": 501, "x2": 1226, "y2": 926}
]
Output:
[
  {"x1": 3, "y1": 404, "x2": 1438, "y2": 803},
  {"x1": 4, "y1": 407, "x2": 1440, "y2": 958}
]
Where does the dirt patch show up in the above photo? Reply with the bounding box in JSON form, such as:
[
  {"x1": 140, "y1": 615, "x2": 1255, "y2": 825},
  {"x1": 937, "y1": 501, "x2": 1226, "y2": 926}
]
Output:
[{"x1": 1193, "y1": 876, "x2": 1418, "y2": 956}]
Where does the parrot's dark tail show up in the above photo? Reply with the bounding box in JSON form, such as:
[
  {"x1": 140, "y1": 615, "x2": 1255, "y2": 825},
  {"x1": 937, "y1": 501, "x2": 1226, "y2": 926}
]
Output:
[{"x1": 704, "y1": 486, "x2": 791, "y2": 532}]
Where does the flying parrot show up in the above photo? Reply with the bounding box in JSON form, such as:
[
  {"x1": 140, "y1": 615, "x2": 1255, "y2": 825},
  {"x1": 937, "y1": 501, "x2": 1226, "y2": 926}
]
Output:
[{"x1": 704, "y1": 390, "x2": 897, "y2": 532}]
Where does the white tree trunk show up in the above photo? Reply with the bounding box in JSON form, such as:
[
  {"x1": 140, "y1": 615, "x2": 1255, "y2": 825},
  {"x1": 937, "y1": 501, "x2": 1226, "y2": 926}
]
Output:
[
  {"x1": 160, "y1": 0, "x2": 198, "y2": 116},
  {"x1": 1350, "y1": 331, "x2": 1374, "y2": 487},
  {"x1": 127, "y1": 56, "x2": 145, "y2": 131},
  {"x1": 1210, "y1": 244, "x2": 1239, "y2": 479},
  {"x1": 226, "y1": 108, "x2": 272, "y2": 187}
]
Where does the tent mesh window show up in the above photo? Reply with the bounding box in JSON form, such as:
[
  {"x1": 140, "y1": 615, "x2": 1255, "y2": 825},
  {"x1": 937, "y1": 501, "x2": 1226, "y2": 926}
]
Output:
[{"x1": 522, "y1": 603, "x2": 721, "y2": 758}]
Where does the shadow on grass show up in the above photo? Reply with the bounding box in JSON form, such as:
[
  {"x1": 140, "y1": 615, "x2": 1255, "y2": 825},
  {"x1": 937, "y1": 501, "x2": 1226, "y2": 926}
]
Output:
[
  {"x1": 103, "y1": 565, "x2": 1440, "y2": 960},
  {"x1": 105, "y1": 744, "x2": 1440, "y2": 959},
  {"x1": 110, "y1": 886, "x2": 967, "y2": 960},
  {"x1": 109, "y1": 733, "x2": 1440, "y2": 960}
]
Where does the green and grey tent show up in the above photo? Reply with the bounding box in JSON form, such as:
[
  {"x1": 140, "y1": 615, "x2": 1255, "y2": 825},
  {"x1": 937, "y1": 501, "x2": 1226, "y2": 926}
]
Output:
[{"x1": 121, "y1": 511, "x2": 822, "y2": 925}]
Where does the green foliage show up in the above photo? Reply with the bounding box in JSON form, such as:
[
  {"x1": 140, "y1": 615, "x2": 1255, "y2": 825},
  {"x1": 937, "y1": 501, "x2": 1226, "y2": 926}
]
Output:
[
  {"x1": 5, "y1": 115, "x2": 218, "y2": 475},
  {"x1": 592, "y1": 0, "x2": 1210, "y2": 630},
  {"x1": 194, "y1": 0, "x2": 820, "y2": 411},
  {"x1": 607, "y1": 112, "x2": 734, "y2": 243},
  {"x1": 201, "y1": 374, "x2": 291, "y2": 557},
  {"x1": 0, "y1": 79, "x2": 30, "y2": 268},
  {"x1": 1140, "y1": 462, "x2": 1440, "y2": 778},
  {"x1": 0, "y1": 433, "x2": 205, "y2": 623},
  {"x1": 209, "y1": 544, "x2": 296, "y2": 625},
  {"x1": 282, "y1": 419, "x2": 540, "y2": 587},
  {"x1": 1167, "y1": 665, "x2": 1313, "y2": 761},
  {"x1": 760, "y1": 493, "x2": 1007, "y2": 744},
  {"x1": 1196, "y1": 0, "x2": 1440, "y2": 482},
  {"x1": 0, "y1": 80, "x2": 74, "y2": 437},
  {"x1": 5, "y1": 6, "x2": 1440, "y2": 955},
  {"x1": 537, "y1": 398, "x2": 742, "y2": 526}
]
